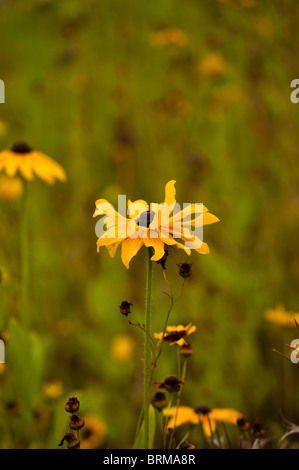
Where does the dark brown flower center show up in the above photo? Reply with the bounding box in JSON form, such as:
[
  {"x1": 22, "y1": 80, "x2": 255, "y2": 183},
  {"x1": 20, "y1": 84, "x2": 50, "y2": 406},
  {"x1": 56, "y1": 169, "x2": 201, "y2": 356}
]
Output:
[
  {"x1": 164, "y1": 330, "x2": 187, "y2": 342},
  {"x1": 195, "y1": 406, "x2": 211, "y2": 415},
  {"x1": 137, "y1": 210, "x2": 155, "y2": 228},
  {"x1": 11, "y1": 142, "x2": 32, "y2": 154}
]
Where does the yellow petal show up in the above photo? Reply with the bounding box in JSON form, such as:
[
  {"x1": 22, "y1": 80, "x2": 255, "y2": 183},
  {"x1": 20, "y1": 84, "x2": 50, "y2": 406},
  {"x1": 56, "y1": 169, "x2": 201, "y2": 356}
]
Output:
[
  {"x1": 4, "y1": 153, "x2": 21, "y2": 177},
  {"x1": 106, "y1": 240, "x2": 122, "y2": 258},
  {"x1": 163, "y1": 406, "x2": 199, "y2": 429},
  {"x1": 210, "y1": 408, "x2": 244, "y2": 425},
  {"x1": 32, "y1": 152, "x2": 67, "y2": 184},
  {"x1": 195, "y1": 241, "x2": 210, "y2": 254},
  {"x1": 93, "y1": 199, "x2": 118, "y2": 217},
  {"x1": 191, "y1": 212, "x2": 220, "y2": 227},
  {"x1": 18, "y1": 156, "x2": 34, "y2": 181},
  {"x1": 200, "y1": 415, "x2": 217, "y2": 437},
  {"x1": 143, "y1": 236, "x2": 165, "y2": 261},
  {"x1": 164, "y1": 180, "x2": 176, "y2": 207},
  {"x1": 127, "y1": 199, "x2": 149, "y2": 218},
  {"x1": 121, "y1": 237, "x2": 144, "y2": 269}
]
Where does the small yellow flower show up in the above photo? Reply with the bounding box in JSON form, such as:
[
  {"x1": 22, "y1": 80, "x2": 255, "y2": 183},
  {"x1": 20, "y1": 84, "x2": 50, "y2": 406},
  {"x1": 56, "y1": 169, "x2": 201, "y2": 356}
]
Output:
[
  {"x1": 80, "y1": 415, "x2": 107, "y2": 449},
  {"x1": 0, "y1": 142, "x2": 67, "y2": 185},
  {"x1": 150, "y1": 28, "x2": 190, "y2": 47},
  {"x1": 154, "y1": 323, "x2": 197, "y2": 347},
  {"x1": 110, "y1": 334, "x2": 136, "y2": 362},
  {"x1": 163, "y1": 406, "x2": 244, "y2": 437},
  {"x1": 43, "y1": 380, "x2": 64, "y2": 399},
  {"x1": 198, "y1": 53, "x2": 228, "y2": 78},
  {"x1": 0, "y1": 175, "x2": 24, "y2": 200},
  {"x1": 93, "y1": 180, "x2": 219, "y2": 269},
  {"x1": 265, "y1": 304, "x2": 299, "y2": 328}
]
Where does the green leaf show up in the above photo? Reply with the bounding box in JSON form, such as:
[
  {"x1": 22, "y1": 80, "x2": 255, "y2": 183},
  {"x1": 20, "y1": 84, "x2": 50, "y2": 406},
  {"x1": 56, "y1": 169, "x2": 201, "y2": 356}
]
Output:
[{"x1": 132, "y1": 405, "x2": 156, "y2": 449}]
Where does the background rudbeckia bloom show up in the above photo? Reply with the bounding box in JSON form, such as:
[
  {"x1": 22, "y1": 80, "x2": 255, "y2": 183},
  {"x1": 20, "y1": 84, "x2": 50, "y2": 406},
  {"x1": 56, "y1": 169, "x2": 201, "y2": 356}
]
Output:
[
  {"x1": 0, "y1": 142, "x2": 67, "y2": 185},
  {"x1": 154, "y1": 323, "x2": 197, "y2": 346},
  {"x1": 80, "y1": 415, "x2": 107, "y2": 449},
  {"x1": 93, "y1": 180, "x2": 219, "y2": 269},
  {"x1": 0, "y1": 175, "x2": 23, "y2": 200},
  {"x1": 163, "y1": 406, "x2": 244, "y2": 437},
  {"x1": 265, "y1": 304, "x2": 299, "y2": 328}
]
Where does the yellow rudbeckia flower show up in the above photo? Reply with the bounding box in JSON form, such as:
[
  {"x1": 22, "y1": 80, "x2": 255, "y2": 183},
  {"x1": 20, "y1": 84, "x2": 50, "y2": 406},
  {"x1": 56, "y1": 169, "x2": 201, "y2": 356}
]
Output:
[
  {"x1": 0, "y1": 142, "x2": 67, "y2": 185},
  {"x1": 163, "y1": 406, "x2": 244, "y2": 437},
  {"x1": 154, "y1": 323, "x2": 197, "y2": 346},
  {"x1": 265, "y1": 304, "x2": 299, "y2": 328},
  {"x1": 93, "y1": 180, "x2": 219, "y2": 269}
]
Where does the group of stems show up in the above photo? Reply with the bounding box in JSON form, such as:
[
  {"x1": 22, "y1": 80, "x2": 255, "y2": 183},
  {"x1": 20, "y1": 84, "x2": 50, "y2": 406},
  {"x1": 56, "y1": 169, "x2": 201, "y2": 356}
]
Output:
[{"x1": 143, "y1": 248, "x2": 185, "y2": 449}]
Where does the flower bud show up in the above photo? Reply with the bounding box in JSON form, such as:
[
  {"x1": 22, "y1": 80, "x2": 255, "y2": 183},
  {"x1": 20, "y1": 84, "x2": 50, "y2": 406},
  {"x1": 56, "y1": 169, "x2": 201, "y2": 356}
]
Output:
[
  {"x1": 161, "y1": 375, "x2": 183, "y2": 393},
  {"x1": 58, "y1": 432, "x2": 80, "y2": 449},
  {"x1": 118, "y1": 301, "x2": 133, "y2": 316},
  {"x1": 65, "y1": 396, "x2": 80, "y2": 414},
  {"x1": 69, "y1": 414, "x2": 85, "y2": 430},
  {"x1": 237, "y1": 416, "x2": 250, "y2": 431},
  {"x1": 252, "y1": 422, "x2": 265, "y2": 437},
  {"x1": 180, "y1": 343, "x2": 192, "y2": 358},
  {"x1": 179, "y1": 440, "x2": 196, "y2": 449},
  {"x1": 177, "y1": 262, "x2": 192, "y2": 278},
  {"x1": 150, "y1": 392, "x2": 167, "y2": 410}
]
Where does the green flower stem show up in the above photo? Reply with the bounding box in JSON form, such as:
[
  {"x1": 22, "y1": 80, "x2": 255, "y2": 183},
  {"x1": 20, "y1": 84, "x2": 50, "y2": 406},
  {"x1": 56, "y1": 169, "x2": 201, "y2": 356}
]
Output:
[
  {"x1": 21, "y1": 180, "x2": 29, "y2": 326},
  {"x1": 143, "y1": 247, "x2": 152, "y2": 449}
]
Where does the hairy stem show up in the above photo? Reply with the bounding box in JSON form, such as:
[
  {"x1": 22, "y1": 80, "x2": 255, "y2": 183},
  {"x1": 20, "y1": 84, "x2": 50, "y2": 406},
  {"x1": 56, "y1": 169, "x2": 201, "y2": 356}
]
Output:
[{"x1": 143, "y1": 248, "x2": 152, "y2": 449}]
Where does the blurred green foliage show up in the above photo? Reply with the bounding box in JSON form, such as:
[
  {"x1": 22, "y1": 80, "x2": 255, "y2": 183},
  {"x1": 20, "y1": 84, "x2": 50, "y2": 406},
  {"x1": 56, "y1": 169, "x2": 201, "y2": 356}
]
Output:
[{"x1": 0, "y1": 0, "x2": 299, "y2": 449}]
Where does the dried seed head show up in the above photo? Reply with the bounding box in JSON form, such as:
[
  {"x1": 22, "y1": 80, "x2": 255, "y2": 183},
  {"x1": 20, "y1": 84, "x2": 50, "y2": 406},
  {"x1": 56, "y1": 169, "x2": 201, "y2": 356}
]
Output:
[
  {"x1": 162, "y1": 375, "x2": 183, "y2": 393},
  {"x1": 58, "y1": 432, "x2": 80, "y2": 449},
  {"x1": 69, "y1": 413, "x2": 85, "y2": 430},
  {"x1": 65, "y1": 396, "x2": 80, "y2": 413},
  {"x1": 180, "y1": 343, "x2": 193, "y2": 357},
  {"x1": 237, "y1": 416, "x2": 250, "y2": 431},
  {"x1": 179, "y1": 440, "x2": 196, "y2": 449},
  {"x1": 150, "y1": 392, "x2": 167, "y2": 410},
  {"x1": 177, "y1": 262, "x2": 192, "y2": 278},
  {"x1": 118, "y1": 301, "x2": 133, "y2": 316},
  {"x1": 252, "y1": 422, "x2": 265, "y2": 437}
]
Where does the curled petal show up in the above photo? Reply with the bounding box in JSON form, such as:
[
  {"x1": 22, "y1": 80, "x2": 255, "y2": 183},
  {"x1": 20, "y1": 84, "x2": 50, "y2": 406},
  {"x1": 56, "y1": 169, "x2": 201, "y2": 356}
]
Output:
[
  {"x1": 164, "y1": 180, "x2": 176, "y2": 207},
  {"x1": 121, "y1": 237, "x2": 144, "y2": 269}
]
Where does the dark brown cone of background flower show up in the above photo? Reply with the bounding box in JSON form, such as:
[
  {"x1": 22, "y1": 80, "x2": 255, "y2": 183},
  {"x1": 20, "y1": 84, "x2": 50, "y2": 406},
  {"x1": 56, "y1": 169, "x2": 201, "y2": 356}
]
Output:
[{"x1": 177, "y1": 262, "x2": 192, "y2": 278}]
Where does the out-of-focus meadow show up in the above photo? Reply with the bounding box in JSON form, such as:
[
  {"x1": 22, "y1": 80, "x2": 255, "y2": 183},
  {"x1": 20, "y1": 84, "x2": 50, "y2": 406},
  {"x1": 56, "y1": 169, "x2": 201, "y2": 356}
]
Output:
[{"x1": 0, "y1": 0, "x2": 299, "y2": 449}]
